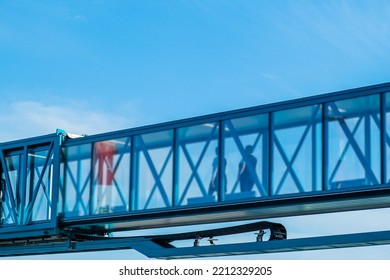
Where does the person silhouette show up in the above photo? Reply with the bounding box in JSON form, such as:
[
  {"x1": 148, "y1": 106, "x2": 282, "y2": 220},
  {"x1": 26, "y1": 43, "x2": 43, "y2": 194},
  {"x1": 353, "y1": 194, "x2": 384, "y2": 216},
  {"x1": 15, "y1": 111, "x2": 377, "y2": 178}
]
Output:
[
  {"x1": 238, "y1": 145, "x2": 257, "y2": 192},
  {"x1": 208, "y1": 147, "x2": 226, "y2": 195}
]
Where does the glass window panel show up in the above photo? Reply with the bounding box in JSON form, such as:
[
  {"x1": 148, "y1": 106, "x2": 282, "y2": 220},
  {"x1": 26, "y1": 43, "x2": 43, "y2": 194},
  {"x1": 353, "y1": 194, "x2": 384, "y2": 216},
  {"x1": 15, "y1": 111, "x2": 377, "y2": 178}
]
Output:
[
  {"x1": 1, "y1": 154, "x2": 22, "y2": 225},
  {"x1": 91, "y1": 138, "x2": 131, "y2": 214},
  {"x1": 26, "y1": 147, "x2": 53, "y2": 222},
  {"x1": 61, "y1": 144, "x2": 92, "y2": 218},
  {"x1": 272, "y1": 105, "x2": 322, "y2": 195},
  {"x1": 176, "y1": 122, "x2": 219, "y2": 206},
  {"x1": 326, "y1": 94, "x2": 380, "y2": 189},
  {"x1": 134, "y1": 130, "x2": 173, "y2": 210},
  {"x1": 223, "y1": 114, "x2": 268, "y2": 201}
]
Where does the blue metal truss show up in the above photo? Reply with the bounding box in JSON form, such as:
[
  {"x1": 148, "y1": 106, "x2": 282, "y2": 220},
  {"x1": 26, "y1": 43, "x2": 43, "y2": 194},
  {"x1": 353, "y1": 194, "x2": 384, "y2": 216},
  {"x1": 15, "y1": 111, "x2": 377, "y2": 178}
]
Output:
[
  {"x1": 0, "y1": 134, "x2": 60, "y2": 239},
  {"x1": 135, "y1": 134, "x2": 173, "y2": 209},
  {"x1": 224, "y1": 119, "x2": 267, "y2": 196},
  {"x1": 1, "y1": 83, "x2": 390, "y2": 258},
  {"x1": 327, "y1": 101, "x2": 379, "y2": 187},
  {"x1": 91, "y1": 140, "x2": 130, "y2": 211},
  {"x1": 62, "y1": 150, "x2": 91, "y2": 216},
  {"x1": 176, "y1": 123, "x2": 218, "y2": 205},
  {"x1": 272, "y1": 105, "x2": 321, "y2": 195}
]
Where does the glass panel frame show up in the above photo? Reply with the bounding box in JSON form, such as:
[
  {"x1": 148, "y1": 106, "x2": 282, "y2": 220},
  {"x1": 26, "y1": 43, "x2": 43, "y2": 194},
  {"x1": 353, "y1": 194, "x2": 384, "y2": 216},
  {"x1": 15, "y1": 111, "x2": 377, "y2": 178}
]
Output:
[
  {"x1": 61, "y1": 143, "x2": 92, "y2": 218},
  {"x1": 91, "y1": 137, "x2": 131, "y2": 214},
  {"x1": 0, "y1": 142, "x2": 57, "y2": 226},
  {"x1": 0, "y1": 153, "x2": 22, "y2": 225},
  {"x1": 176, "y1": 122, "x2": 219, "y2": 206},
  {"x1": 133, "y1": 130, "x2": 174, "y2": 211},
  {"x1": 326, "y1": 94, "x2": 381, "y2": 189},
  {"x1": 26, "y1": 146, "x2": 54, "y2": 222},
  {"x1": 223, "y1": 113, "x2": 269, "y2": 201},
  {"x1": 272, "y1": 104, "x2": 322, "y2": 195}
]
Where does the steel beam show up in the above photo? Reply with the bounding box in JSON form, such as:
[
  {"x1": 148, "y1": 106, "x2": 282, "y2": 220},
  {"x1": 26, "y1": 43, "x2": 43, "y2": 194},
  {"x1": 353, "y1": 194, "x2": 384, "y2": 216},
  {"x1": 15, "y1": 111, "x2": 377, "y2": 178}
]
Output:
[{"x1": 1, "y1": 230, "x2": 390, "y2": 259}]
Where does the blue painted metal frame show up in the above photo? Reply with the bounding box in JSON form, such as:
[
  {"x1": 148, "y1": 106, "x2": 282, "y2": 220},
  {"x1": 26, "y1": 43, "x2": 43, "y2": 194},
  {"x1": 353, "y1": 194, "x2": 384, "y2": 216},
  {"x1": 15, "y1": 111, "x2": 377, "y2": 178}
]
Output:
[
  {"x1": 327, "y1": 101, "x2": 379, "y2": 187},
  {"x1": 225, "y1": 119, "x2": 267, "y2": 196},
  {"x1": 91, "y1": 139, "x2": 130, "y2": 213},
  {"x1": 177, "y1": 123, "x2": 218, "y2": 205},
  {"x1": 2, "y1": 82, "x2": 390, "y2": 243},
  {"x1": 0, "y1": 134, "x2": 61, "y2": 239},
  {"x1": 61, "y1": 147, "x2": 91, "y2": 215},
  {"x1": 135, "y1": 135, "x2": 173, "y2": 209},
  {"x1": 55, "y1": 82, "x2": 390, "y2": 232},
  {"x1": 1, "y1": 227, "x2": 390, "y2": 259}
]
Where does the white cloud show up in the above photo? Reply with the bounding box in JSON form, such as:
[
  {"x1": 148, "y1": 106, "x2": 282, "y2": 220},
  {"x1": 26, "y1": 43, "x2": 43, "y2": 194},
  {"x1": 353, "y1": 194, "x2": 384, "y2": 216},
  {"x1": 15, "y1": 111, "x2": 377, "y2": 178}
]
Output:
[
  {"x1": 0, "y1": 100, "x2": 141, "y2": 142},
  {"x1": 288, "y1": 1, "x2": 390, "y2": 60}
]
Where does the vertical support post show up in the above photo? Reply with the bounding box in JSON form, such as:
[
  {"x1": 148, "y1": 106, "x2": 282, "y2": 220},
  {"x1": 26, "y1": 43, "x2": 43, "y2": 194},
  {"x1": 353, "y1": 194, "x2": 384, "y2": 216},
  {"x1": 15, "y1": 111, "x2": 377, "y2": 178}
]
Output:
[
  {"x1": 381, "y1": 92, "x2": 387, "y2": 184},
  {"x1": 76, "y1": 156, "x2": 82, "y2": 215},
  {"x1": 51, "y1": 136, "x2": 61, "y2": 228},
  {"x1": 59, "y1": 147, "x2": 67, "y2": 216},
  {"x1": 20, "y1": 146, "x2": 28, "y2": 225},
  {"x1": 89, "y1": 143, "x2": 95, "y2": 216},
  {"x1": 172, "y1": 128, "x2": 179, "y2": 206},
  {"x1": 312, "y1": 106, "x2": 318, "y2": 191},
  {"x1": 364, "y1": 110, "x2": 371, "y2": 184},
  {"x1": 218, "y1": 121, "x2": 224, "y2": 202},
  {"x1": 128, "y1": 136, "x2": 135, "y2": 211},
  {"x1": 322, "y1": 103, "x2": 328, "y2": 191},
  {"x1": 41, "y1": 137, "x2": 58, "y2": 228},
  {"x1": 130, "y1": 136, "x2": 139, "y2": 211},
  {"x1": 268, "y1": 112, "x2": 274, "y2": 196},
  {"x1": 262, "y1": 121, "x2": 269, "y2": 196},
  {"x1": 27, "y1": 147, "x2": 34, "y2": 223}
]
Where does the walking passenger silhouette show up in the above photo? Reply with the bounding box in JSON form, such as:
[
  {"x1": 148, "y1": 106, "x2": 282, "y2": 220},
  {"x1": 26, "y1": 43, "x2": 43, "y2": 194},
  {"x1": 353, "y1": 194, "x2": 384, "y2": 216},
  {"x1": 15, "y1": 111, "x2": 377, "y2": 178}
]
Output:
[{"x1": 238, "y1": 145, "x2": 257, "y2": 192}]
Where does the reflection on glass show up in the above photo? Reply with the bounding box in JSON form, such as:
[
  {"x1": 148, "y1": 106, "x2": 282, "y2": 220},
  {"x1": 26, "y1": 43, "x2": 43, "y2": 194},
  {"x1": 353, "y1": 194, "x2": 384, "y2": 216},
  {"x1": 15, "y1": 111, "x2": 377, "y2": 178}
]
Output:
[
  {"x1": 176, "y1": 123, "x2": 219, "y2": 206},
  {"x1": 238, "y1": 144, "x2": 257, "y2": 192},
  {"x1": 0, "y1": 146, "x2": 55, "y2": 225},
  {"x1": 134, "y1": 130, "x2": 173, "y2": 210},
  {"x1": 53, "y1": 92, "x2": 386, "y2": 220},
  {"x1": 223, "y1": 114, "x2": 268, "y2": 200},
  {"x1": 92, "y1": 138, "x2": 130, "y2": 214},
  {"x1": 272, "y1": 105, "x2": 322, "y2": 195},
  {"x1": 326, "y1": 94, "x2": 380, "y2": 189},
  {"x1": 61, "y1": 144, "x2": 92, "y2": 217}
]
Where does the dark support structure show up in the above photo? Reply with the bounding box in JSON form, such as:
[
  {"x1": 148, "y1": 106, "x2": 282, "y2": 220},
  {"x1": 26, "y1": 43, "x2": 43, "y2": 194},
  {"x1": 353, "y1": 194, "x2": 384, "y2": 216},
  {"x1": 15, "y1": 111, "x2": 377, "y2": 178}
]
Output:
[{"x1": 1, "y1": 82, "x2": 390, "y2": 258}]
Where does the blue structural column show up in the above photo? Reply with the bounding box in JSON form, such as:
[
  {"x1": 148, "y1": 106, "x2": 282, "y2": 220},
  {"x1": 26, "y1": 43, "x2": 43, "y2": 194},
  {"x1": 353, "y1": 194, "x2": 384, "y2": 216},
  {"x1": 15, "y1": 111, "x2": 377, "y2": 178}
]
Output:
[
  {"x1": 380, "y1": 93, "x2": 386, "y2": 184},
  {"x1": 268, "y1": 112, "x2": 274, "y2": 196},
  {"x1": 218, "y1": 120, "x2": 225, "y2": 202}
]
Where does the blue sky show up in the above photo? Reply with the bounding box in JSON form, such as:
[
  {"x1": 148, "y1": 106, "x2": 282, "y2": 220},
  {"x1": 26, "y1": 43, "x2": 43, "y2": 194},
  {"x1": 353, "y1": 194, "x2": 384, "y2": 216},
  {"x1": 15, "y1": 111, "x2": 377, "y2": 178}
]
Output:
[{"x1": 1, "y1": 0, "x2": 390, "y2": 259}]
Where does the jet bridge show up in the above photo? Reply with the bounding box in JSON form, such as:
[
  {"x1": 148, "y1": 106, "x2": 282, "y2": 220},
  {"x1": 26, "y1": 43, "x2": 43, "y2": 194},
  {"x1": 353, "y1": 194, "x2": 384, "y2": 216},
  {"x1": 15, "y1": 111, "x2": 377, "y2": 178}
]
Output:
[{"x1": 1, "y1": 82, "x2": 390, "y2": 258}]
